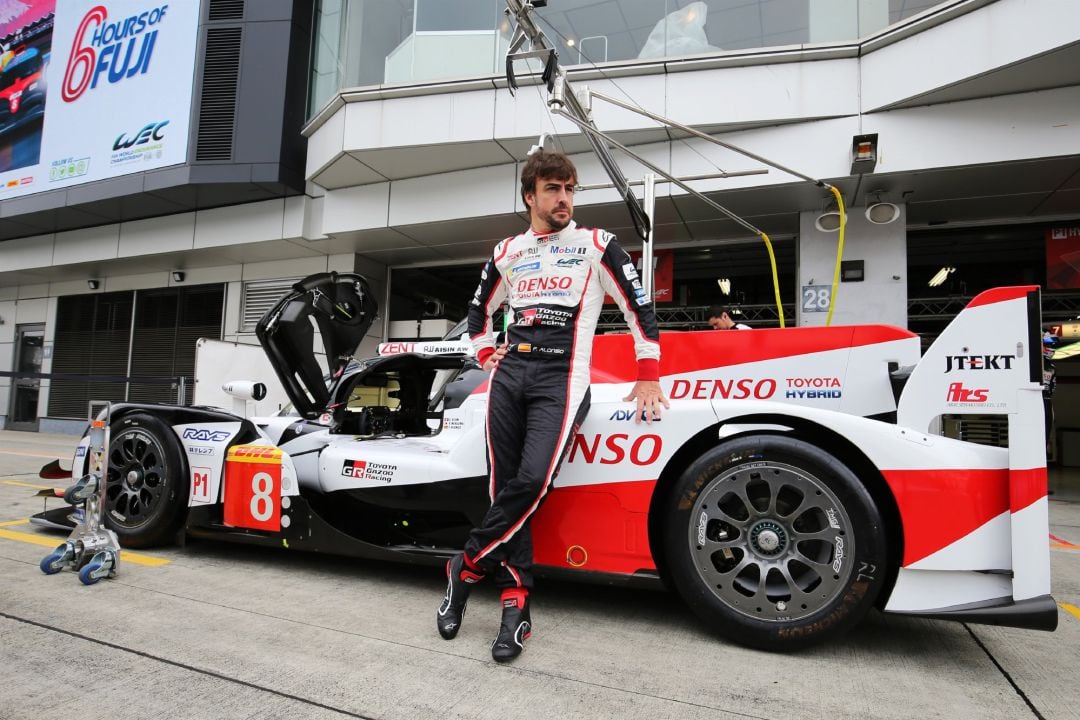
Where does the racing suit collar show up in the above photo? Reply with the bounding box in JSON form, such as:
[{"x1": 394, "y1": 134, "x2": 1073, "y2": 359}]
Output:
[{"x1": 528, "y1": 220, "x2": 576, "y2": 240}]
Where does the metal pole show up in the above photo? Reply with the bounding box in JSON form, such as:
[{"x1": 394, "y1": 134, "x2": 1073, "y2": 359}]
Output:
[
  {"x1": 576, "y1": 169, "x2": 766, "y2": 191},
  {"x1": 177, "y1": 376, "x2": 186, "y2": 405},
  {"x1": 642, "y1": 173, "x2": 656, "y2": 302},
  {"x1": 125, "y1": 292, "x2": 137, "y2": 402}
]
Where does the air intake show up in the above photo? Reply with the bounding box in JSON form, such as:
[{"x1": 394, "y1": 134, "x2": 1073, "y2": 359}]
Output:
[
  {"x1": 195, "y1": 27, "x2": 242, "y2": 161},
  {"x1": 208, "y1": 0, "x2": 244, "y2": 21}
]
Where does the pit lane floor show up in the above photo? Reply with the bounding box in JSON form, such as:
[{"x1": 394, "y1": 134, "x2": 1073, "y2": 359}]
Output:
[{"x1": 1, "y1": 430, "x2": 1078, "y2": 720}]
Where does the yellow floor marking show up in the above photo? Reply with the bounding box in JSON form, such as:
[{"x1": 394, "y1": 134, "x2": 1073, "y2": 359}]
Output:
[
  {"x1": 1061, "y1": 604, "x2": 1080, "y2": 621},
  {"x1": 1, "y1": 479, "x2": 55, "y2": 490},
  {"x1": 0, "y1": 527, "x2": 170, "y2": 566},
  {"x1": 0, "y1": 519, "x2": 28, "y2": 527},
  {"x1": 0, "y1": 449, "x2": 64, "y2": 459},
  {"x1": 1051, "y1": 543, "x2": 1079, "y2": 550},
  {"x1": 118, "y1": 551, "x2": 171, "y2": 567}
]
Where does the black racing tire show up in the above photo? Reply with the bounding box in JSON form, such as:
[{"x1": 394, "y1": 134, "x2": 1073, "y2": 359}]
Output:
[
  {"x1": 103, "y1": 413, "x2": 188, "y2": 548},
  {"x1": 663, "y1": 435, "x2": 887, "y2": 651}
]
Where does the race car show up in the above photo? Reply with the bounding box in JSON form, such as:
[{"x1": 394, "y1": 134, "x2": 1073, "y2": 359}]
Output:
[
  {"x1": 34, "y1": 272, "x2": 1057, "y2": 650},
  {"x1": 0, "y1": 46, "x2": 45, "y2": 137}
]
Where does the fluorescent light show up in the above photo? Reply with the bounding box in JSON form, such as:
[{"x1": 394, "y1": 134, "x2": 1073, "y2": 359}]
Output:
[
  {"x1": 717, "y1": 278, "x2": 731, "y2": 295},
  {"x1": 927, "y1": 266, "x2": 955, "y2": 288}
]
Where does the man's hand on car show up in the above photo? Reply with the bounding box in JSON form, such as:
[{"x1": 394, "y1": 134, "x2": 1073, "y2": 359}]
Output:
[{"x1": 624, "y1": 380, "x2": 670, "y2": 424}]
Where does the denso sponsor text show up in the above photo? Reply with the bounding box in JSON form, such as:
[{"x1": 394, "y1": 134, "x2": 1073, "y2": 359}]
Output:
[
  {"x1": 62, "y1": 4, "x2": 172, "y2": 103},
  {"x1": 568, "y1": 433, "x2": 662, "y2": 465},
  {"x1": 516, "y1": 276, "x2": 572, "y2": 292},
  {"x1": 669, "y1": 378, "x2": 777, "y2": 400}
]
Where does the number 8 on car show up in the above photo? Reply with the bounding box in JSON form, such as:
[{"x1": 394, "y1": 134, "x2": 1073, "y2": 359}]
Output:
[{"x1": 224, "y1": 445, "x2": 283, "y2": 531}]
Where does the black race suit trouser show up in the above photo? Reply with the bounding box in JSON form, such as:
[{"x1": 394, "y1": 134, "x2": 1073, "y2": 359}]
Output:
[{"x1": 463, "y1": 351, "x2": 590, "y2": 590}]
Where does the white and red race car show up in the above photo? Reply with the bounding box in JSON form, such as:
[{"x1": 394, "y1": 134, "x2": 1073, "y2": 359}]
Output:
[{"x1": 37, "y1": 273, "x2": 1057, "y2": 649}]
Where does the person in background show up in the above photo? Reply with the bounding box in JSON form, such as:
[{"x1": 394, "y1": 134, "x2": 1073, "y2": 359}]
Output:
[{"x1": 707, "y1": 305, "x2": 751, "y2": 330}]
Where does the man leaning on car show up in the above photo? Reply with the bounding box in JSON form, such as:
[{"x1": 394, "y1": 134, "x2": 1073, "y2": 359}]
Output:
[{"x1": 435, "y1": 149, "x2": 669, "y2": 662}]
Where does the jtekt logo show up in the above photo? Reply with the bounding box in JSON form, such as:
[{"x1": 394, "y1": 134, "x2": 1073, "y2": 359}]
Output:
[{"x1": 944, "y1": 354, "x2": 1015, "y2": 373}]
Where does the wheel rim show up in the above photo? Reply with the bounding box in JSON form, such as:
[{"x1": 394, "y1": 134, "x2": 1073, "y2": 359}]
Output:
[
  {"x1": 105, "y1": 428, "x2": 169, "y2": 529},
  {"x1": 687, "y1": 460, "x2": 854, "y2": 622}
]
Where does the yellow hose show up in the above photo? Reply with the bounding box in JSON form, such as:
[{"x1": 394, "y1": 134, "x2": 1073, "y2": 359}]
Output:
[
  {"x1": 760, "y1": 232, "x2": 785, "y2": 328},
  {"x1": 825, "y1": 185, "x2": 846, "y2": 327}
]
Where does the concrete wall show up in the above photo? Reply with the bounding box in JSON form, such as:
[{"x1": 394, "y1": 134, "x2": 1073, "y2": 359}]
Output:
[{"x1": 796, "y1": 205, "x2": 907, "y2": 327}]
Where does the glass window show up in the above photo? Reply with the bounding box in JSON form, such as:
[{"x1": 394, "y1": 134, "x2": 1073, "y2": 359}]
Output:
[
  {"x1": 416, "y1": 0, "x2": 499, "y2": 31},
  {"x1": 309, "y1": 0, "x2": 952, "y2": 114}
]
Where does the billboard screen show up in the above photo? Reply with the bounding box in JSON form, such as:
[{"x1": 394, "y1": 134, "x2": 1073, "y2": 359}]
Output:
[{"x1": 0, "y1": 0, "x2": 199, "y2": 200}]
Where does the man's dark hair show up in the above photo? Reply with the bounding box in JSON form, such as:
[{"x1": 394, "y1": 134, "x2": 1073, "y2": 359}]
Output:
[
  {"x1": 520, "y1": 150, "x2": 577, "y2": 206},
  {"x1": 707, "y1": 305, "x2": 731, "y2": 320}
]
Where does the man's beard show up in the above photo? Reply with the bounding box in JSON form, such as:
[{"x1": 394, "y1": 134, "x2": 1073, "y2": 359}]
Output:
[{"x1": 538, "y1": 208, "x2": 571, "y2": 232}]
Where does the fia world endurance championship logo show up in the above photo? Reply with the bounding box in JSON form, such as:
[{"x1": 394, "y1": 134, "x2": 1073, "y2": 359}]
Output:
[{"x1": 61, "y1": 4, "x2": 170, "y2": 102}]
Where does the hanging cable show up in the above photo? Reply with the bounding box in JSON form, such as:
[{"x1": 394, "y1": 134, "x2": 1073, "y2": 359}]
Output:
[{"x1": 825, "y1": 186, "x2": 847, "y2": 327}]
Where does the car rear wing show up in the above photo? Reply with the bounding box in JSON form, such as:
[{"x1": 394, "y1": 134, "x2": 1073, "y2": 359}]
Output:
[{"x1": 898, "y1": 286, "x2": 1050, "y2": 602}]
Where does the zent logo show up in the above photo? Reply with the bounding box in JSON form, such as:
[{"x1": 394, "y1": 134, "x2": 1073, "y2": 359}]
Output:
[{"x1": 182, "y1": 428, "x2": 232, "y2": 442}]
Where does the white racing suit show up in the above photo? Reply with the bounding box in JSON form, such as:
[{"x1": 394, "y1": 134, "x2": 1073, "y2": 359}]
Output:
[{"x1": 465, "y1": 220, "x2": 661, "y2": 589}]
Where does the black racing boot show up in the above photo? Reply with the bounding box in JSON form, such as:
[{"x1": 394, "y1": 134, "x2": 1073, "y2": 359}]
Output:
[
  {"x1": 491, "y1": 589, "x2": 531, "y2": 663},
  {"x1": 437, "y1": 553, "x2": 484, "y2": 640}
]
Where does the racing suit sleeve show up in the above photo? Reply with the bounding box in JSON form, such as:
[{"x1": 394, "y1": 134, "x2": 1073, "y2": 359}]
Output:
[
  {"x1": 597, "y1": 235, "x2": 661, "y2": 381},
  {"x1": 467, "y1": 255, "x2": 507, "y2": 366}
]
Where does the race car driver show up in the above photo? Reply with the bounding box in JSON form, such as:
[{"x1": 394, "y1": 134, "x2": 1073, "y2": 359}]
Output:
[{"x1": 437, "y1": 149, "x2": 669, "y2": 662}]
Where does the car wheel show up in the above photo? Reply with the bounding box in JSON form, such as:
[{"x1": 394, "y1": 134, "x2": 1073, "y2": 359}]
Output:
[
  {"x1": 104, "y1": 413, "x2": 188, "y2": 548},
  {"x1": 663, "y1": 435, "x2": 886, "y2": 650}
]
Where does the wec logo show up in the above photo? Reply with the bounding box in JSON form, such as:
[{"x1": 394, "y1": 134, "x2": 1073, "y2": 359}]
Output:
[
  {"x1": 182, "y1": 428, "x2": 232, "y2": 442},
  {"x1": 113, "y1": 120, "x2": 168, "y2": 150},
  {"x1": 62, "y1": 4, "x2": 170, "y2": 103}
]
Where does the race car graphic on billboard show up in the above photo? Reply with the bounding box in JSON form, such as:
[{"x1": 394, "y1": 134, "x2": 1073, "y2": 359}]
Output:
[{"x1": 0, "y1": 0, "x2": 54, "y2": 178}]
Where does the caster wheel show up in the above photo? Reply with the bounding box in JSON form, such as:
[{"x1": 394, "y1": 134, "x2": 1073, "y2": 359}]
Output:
[
  {"x1": 78, "y1": 560, "x2": 105, "y2": 585},
  {"x1": 40, "y1": 551, "x2": 67, "y2": 575}
]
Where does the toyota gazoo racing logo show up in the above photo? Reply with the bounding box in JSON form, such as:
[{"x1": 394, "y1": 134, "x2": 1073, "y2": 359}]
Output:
[
  {"x1": 62, "y1": 4, "x2": 171, "y2": 103},
  {"x1": 341, "y1": 459, "x2": 395, "y2": 482}
]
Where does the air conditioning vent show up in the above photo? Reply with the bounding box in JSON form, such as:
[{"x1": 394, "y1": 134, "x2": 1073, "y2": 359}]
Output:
[
  {"x1": 208, "y1": 0, "x2": 244, "y2": 21},
  {"x1": 242, "y1": 278, "x2": 302, "y2": 332},
  {"x1": 196, "y1": 27, "x2": 242, "y2": 162}
]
